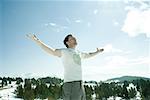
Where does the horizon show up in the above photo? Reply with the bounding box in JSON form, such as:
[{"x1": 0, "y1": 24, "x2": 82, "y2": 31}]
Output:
[
  {"x1": 1, "y1": 75, "x2": 150, "y2": 82},
  {"x1": 0, "y1": 0, "x2": 150, "y2": 81}
]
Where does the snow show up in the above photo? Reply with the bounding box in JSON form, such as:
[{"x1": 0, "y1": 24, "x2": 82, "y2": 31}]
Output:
[
  {"x1": 127, "y1": 83, "x2": 136, "y2": 90},
  {"x1": 136, "y1": 91, "x2": 142, "y2": 100},
  {"x1": 0, "y1": 81, "x2": 22, "y2": 100},
  {"x1": 107, "y1": 97, "x2": 123, "y2": 100},
  {"x1": 0, "y1": 81, "x2": 142, "y2": 100},
  {"x1": 0, "y1": 86, "x2": 21, "y2": 100},
  {"x1": 0, "y1": 81, "x2": 61, "y2": 100},
  {"x1": 105, "y1": 79, "x2": 120, "y2": 83},
  {"x1": 84, "y1": 83, "x2": 96, "y2": 87}
]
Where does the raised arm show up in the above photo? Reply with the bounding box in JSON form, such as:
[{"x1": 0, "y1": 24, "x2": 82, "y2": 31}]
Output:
[
  {"x1": 81, "y1": 48, "x2": 104, "y2": 59},
  {"x1": 26, "y1": 33, "x2": 61, "y2": 57}
]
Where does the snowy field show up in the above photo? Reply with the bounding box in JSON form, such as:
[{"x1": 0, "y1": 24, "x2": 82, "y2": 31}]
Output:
[
  {"x1": 0, "y1": 82, "x2": 142, "y2": 100},
  {"x1": 0, "y1": 82, "x2": 21, "y2": 100}
]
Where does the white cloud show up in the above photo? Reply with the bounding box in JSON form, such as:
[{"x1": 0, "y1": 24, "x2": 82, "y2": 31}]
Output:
[
  {"x1": 105, "y1": 55, "x2": 150, "y2": 67},
  {"x1": 124, "y1": 0, "x2": 150, "y2": 11},
  {"x1": 83, "y1": 56, "x2": 150, "y2": 81},
  {"x1": 123, "y1": 0, "x2": 129, "y2": 4},
  {"x1": 87, "y1": 22, "x2": 91, "y2": 27},
  {"x1": 122, "y1": 9, "x2": 150, "y2": 38},
  {"x1": 105, "y1": 55, "x2": 128, "y2": 67},
  {"x1": 66, "y1": 18, "x2": 71, "y2": 24},
  {"x1": 44, "y1": 22, "x2": 68, "y2": 33},
  {"x1": 124, "y1": 6, "x2": 136, "y2": 11},
  {"x1": 113, "y1": 20, "x2": 119, "y2": 26},
  {"x1": 122, "y1": 0, "x2": 150, "y2": 38},
  {"x1": 93, "y1": 9, "x2": 98, "y2": 15},
  {"x1": 44, "y1": 23, "x2": 49, "y2": 27},
  {"x1": 44, "y1": 22, "x2": 57, "y2": 27},
  {"x1": 49, "y1": 22, "x2": 56, "y2": 26},
  {"x1": 128, "y1": 56, "x2": 150, "y2": 65},
  {"x1": 103, "y1": 44, "x2": 123, "y2": 53},
  {"x1": 66, "y1": 17, "x2": 82, "y2": 24},
  {"x1": 75, "y1": 19, "x2": 82, "y2": 23},
  {"x1": 104, "y1": 44, "x2": 113, "y2": 52}
]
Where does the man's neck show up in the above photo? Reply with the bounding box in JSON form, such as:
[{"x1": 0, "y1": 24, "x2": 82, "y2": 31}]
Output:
[{"x1": 68, "y1": 46, "x2": 76, "y2": 49}]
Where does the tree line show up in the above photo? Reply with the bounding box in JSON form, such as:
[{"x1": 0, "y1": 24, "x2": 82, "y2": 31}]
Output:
[
  {"x1": 0, "y1": 77, "x2": 150, "y2": 100},
  {"x1": 84, "y1": 79, "x2": 150, "y2": 100}
]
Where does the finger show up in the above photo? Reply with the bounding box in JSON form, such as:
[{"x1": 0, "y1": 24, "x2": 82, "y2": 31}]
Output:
[
  {"x1": 96, "y1": 48, "x2": 99, "y2": 50},
  {"x1": 97, "y1": 48, "x2": 100, "y2": 51},
  {"x1": 26, "y1": 33, "x2": 34, "y2": 39},
  {"x1": 101, "y1": 48, "x2": 104, "y2": 51},
  {"x1": 26, "y1": 34, "x2": 30, "y2": 38},
  {"x1": 29, "y1": 33, "x2": 33, "y2": 35},
  {"x1": 33, "y1": 34, "x2": 36, "y2": 38},
  {"x1": 29, "y1": 33, "x2": 34, "y2": 37},
  {"x1": 28, "y1": 33, "x2": 32, "y2": 36}
]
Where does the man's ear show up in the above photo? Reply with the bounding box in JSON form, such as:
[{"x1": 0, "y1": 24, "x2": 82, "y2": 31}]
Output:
[{"x1": 66, "y1": 41, "x2": 69, "y2": 46}]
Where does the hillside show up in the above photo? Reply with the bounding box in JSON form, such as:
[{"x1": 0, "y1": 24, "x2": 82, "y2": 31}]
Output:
[{"x1": 106, "y1": 76, "x2": 150, "y2": 82}]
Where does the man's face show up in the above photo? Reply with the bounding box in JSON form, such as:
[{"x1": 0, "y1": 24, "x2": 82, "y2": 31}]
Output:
[{"x1": 67, "y1": 36, "x2": 77, "y2": 47}]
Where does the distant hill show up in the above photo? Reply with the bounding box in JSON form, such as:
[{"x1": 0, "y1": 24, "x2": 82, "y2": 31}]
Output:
[{"x1": 105, "y1": 76, "x2": 150, "y2": 83}]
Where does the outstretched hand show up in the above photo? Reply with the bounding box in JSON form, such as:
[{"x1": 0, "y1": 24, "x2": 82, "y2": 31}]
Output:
[
  {"x1": 96, "y1": 48, "x2": 104, "y2": 53},
  {"x1": 26, "y1": 33, "x2": 39, "y2": 42}
]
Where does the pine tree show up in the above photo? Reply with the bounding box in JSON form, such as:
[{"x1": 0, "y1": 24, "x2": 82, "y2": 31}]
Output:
[
  {"x1": 15, "y1": 85, "x2": 23, "y2": 98},
  {"x1": 16, "y1": 77, "x2": 23, "y2": 85},
  {"x1": 49, "y1": 84, "x2": 61, "y2": 99},
  {"x1": 34, "y1": 82, "x2": 50, "y2": 99},
  {"x1": 121, "y1": 84, "x2": 129, "y2": 99},
  {"x1": 84, "y1": 85, "x2": 94, "y2": 100},
  {"x1": 128, "y1": 87, "x2": 136, "y2": 99},
  {"x1": 23, "y1": 79, "x2": 35, "y2": 100}
]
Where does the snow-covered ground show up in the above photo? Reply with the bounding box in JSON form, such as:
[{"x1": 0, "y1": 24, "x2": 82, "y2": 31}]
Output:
[
  {"x1": 0, "y1": 82, "x2": 22, "y2": 100},
  {"x1": 0, "y1": 81, "x2": 61, "y2": 100},
  {"x1": 88, "y1": 82, "x2": 142, "y2": 100},
  {"x1": 0, "y1": 81, "x2": 142, "y2": 100}
]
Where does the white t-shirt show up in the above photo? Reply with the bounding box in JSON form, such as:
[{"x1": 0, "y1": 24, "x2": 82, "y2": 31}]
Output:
[{"x1": 59, "y1": 48, "x2": 89, "y2": 82}]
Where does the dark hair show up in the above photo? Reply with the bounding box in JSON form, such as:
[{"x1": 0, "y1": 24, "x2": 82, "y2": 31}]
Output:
[{"x1": 63, "y1": 34, "x2": 72, "y2": 48}]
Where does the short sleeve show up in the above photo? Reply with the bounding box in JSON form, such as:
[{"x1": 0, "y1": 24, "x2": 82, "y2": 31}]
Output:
[
  {"x1": 55, "y1": 48, "x2": 65, "y2": 57},
  {"x1": 80, "y1": 52, "x2": 90, "y2": 59}
]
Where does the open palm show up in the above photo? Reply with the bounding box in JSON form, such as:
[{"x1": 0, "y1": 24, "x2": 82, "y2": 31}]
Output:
[
  {"x1": 97, "y1": 48, "x2": 104, "y2": 52},
  {"x1": 26, "y1": 33, "x2": 39, "y2": 41}
]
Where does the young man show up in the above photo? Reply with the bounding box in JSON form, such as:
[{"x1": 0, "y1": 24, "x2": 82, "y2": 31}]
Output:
[{"x1": 26, "y1": 33, "x2": 104, "y2": 100}]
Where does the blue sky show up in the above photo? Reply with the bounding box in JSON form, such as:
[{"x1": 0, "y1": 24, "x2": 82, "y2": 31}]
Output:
[{"x1": 1, "y1": 0, "x2": 150, "y2": 81}]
